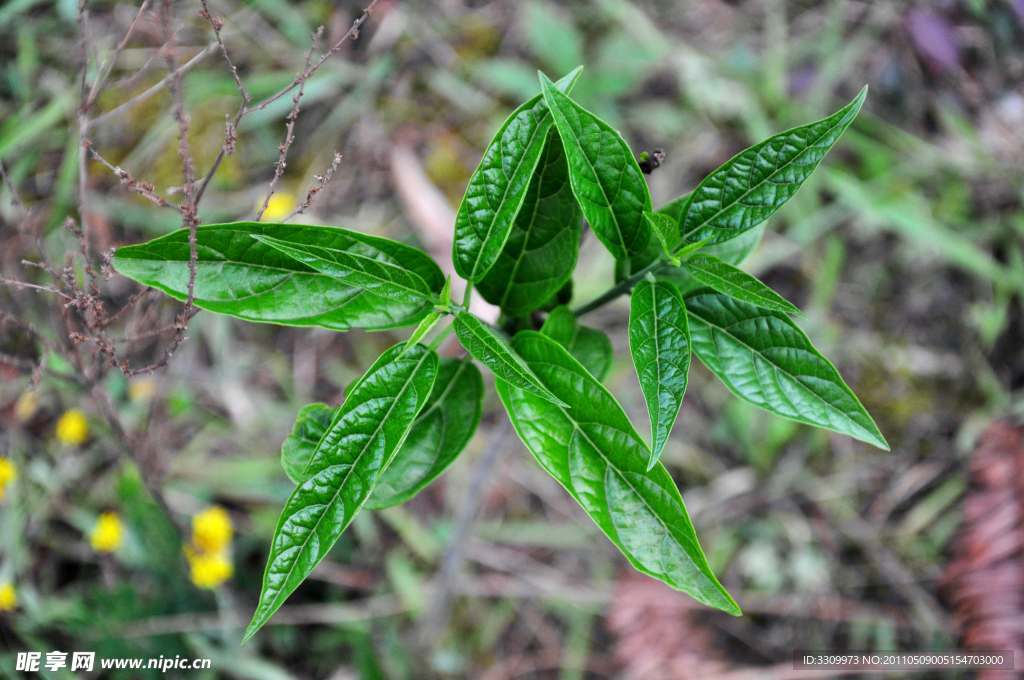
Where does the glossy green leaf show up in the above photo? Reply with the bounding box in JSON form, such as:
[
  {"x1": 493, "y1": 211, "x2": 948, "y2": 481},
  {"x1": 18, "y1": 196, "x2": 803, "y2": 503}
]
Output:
[
  {"x1": 453, "y1": 66, "x2": 583, "y2": 281},
  {"x1": 628, "y1": 280, "x2": 691, "y2": 469},
  {"x1": 495, "y1": 331, "x2": 739, "y2": 615},
  {"x1": 112, "y1": 222, "x2": 444, "y2": 331},
  {"x1": 477, "y1": 128, "x2": 582, "y2": 315},
  {"x1": 401, "y1": 310, "x2": 444, "y2": 353},
  {"x1": 252, "y1": 233, "x2": 439, "y2": 305},
  {"x1": 280, "y1": 403, "x2": 335, "y2": 484},
  {"x1": 541, "y1": 306, "x2": 613, "y2": 380},
  {"x1": 685, "y1": 290, "x2": 888, "y2": 450},
  {"x1": 643, "y1": 211, "x2": 680, "y2": 264},
  {"x1": 681, "y1": 87, "x2": 867, "y2": 245},
  {"x1": 367, "y1": 359, "x2": 483, "y2": 509},
  {"x1": 615, "y1": 195, "x2": 691, "y2": 281},
  {"x1": 539, "y1": 72, "x2": 652, "y2": 262},
  {"x1": 453, "y1": 312, "x2": 566, "y2": 406},
  {"x1": 245, "y1": 343, "x2": 439, "y2": 641},
  {"x1": 684, "y1": 254, "x2": 799, "y2": 314}
]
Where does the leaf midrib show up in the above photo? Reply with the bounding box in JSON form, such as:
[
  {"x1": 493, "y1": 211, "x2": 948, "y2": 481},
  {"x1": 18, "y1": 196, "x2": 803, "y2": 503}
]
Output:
[
  {"x1": 549, "y1": 95, "x2": 630, "y2": 258},
  {"x1": 259, "y1": 237, "x2": 435, "y2": 300},
  {"x1": 524, "y1": 355, "x2": 708, "y2": 563},
  {"x1": 688, "y1": 304, "x2": 873, "y2": 439},
  {"x1": 497, "y1": 153, "x2": 554, "y2": 309},
  {"x1": 466, "y1": 102, "x2": 551, "y2": 279},
  {"x1": 261, "y1": 349, "x2": 432, "y2": 620},
  {"x1": 683, "y1": 106, "x2": 855, "y2": 238},
  {"x1": 687, "y1": 258, "x2": 781, "y2": 308}
]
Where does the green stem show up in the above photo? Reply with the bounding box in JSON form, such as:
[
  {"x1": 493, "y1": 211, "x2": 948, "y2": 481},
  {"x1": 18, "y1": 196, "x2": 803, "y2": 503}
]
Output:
[
  {"x1": 572, "y1": 258, "x2": 666, "y2": 317},
  {"x1": 461, "y1": 281, "x2": 474, "y2": 309}
]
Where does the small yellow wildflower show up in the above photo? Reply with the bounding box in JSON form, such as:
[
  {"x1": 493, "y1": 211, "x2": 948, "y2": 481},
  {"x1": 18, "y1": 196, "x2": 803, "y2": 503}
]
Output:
[
  {"x1": 0, "y1": 458, "x2": 16, "y2": 502},
  {"x1": 56, "y1": 409, "x2": 89, "y2": 446},
  {"x1": 128, "y1": 378, "x2": 156, "y2": 402},
  {"x1": 0, "y1": 583, "x2": 16, "y2": 612},
  {"x1": 185, "y1": 548, "x2": 233, "y2": 589},
  {"x1": 14, "y1": 390, "x2": 38, "y2": 422},
  {"x1": 90, "y1": 512, "x2": 124, "y2": 553},
  {"x1": 261, "y1": 192, "x2": 297, "y2": 221},
  {"x1": 191, "y1": 506, "x2": 233, "y2": 554}
]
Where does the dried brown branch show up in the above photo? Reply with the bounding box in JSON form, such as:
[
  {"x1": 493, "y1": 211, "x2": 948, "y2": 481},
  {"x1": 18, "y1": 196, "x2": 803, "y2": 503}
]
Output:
[
  {"x1": 286, "y1": 151, "x2": 343, "y2": 220},
  {"x1": 256, "y1": 26, "x2": 322, "y2": 221},
  {"x1": 194, "y1": 0, "x2": 380, "y2": 207},
  {"x1": 86, "y1": 145, "x2": 180, "y2": 211}
]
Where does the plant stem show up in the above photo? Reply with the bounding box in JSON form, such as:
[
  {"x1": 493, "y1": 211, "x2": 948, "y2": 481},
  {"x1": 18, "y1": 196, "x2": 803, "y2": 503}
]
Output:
[{"x1": 572, "y1": 258, "x2": 665, "y2": 317}]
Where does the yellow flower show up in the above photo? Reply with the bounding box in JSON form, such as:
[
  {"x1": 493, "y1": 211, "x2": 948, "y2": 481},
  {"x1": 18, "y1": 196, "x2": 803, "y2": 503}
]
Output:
[
  {"x1": 90, "y1": 512, "x2": 124, "y2": 553},
  {"x1": 0, "y1": 583, "x2": 15, "y2": 611},
  {"x1": 261, "y1": 192, "x2": 297, "y2": 221},
  {"x1": 14, "y1": 390, "x2": 38, "y2": 422},
  {"x1": 0, "y1": 458, "x2": 16, "y2": 502},
  {"x1": 191, "y1": 506, "x2": 233, "y2": 554},
  {"x1": 185, "y1": 548, "x2": 233, "y2": 589},
  {"x1": 128, "y1": 378, "x2": 156, "y2": 402},
  {"x1": 56, "y1": 409, "x2": 89, "y2": 446}
]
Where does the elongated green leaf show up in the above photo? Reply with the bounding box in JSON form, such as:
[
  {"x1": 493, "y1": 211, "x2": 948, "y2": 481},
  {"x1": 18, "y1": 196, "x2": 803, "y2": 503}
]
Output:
[
  {"x1": 113, "y1": 222, "x2": 444, "y2": 331},
  {"x1": 660, "y1": 192, "x2": 764, "y2": 267},
  {"x1": 401, "y1": 310, "x2": 444, "y2": 354},
  {"x1": 477, "y1": 128, "x2": 582, "y2": 315},
  {"x1": 453, "y1": 67, "x2": 583, "y2": 281},
  {"x1": 280, "y1": 403, "x2": 335, "y2": 484},
  {"x1": 245, "y1": 343, "x2": 439, "y2": 641},
  {"x1": 541, "y1": 306, "x2": 614, "y2": 381},
  {"x1": 539, "y1": 72, "x2": 652, "y2": 262},
  {"x1": 628, "y1": 280, "x2": 691, "y2": 469},
  {"x1": 367, "y1": 359, "x2": 483, "y2": 509},
  {"x1": 681, "y1": 87, "x2": 867, "y2": 245},
  {"x1": 684, "y1": 254, "x2": 799, "y2": 314},
  {"x1": 495, "y1": 331, "x2": 739, "y2": 614},
  {"x1": 685, "y1": 290, "x2": 888, "y2": 450},
  {"x1": 252, "y1": 233, "x2": 440, "y2": 306},
  {"x1": 643, "y1": 211, "x2": 680, "y2": 263},
  {"x1": 453, "y1": 312, "x2": 566, "y2": 406}
]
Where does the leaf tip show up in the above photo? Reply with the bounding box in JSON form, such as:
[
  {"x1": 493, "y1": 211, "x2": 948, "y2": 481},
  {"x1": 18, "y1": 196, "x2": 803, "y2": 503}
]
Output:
[{"x1": 240, "y1": 619, "x2": 260, "y2": 645}]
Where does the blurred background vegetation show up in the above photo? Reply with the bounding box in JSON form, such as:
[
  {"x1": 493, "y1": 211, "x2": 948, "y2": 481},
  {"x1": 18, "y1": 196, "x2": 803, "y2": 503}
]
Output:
[{"x1": 1, "y1": 0, "x2": 1023, "y2": 677}]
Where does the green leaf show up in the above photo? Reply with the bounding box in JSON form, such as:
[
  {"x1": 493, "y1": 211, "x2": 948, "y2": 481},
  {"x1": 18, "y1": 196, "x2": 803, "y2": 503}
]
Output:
[
  {"x1": 643, "y1": 211, "x2": 680, "y2": 264},
  {"x1": 495, "y1": 331, "x2": 739, "y2": 615},
  {"x1": 245, "y1": 343, "x2": 439, "y2": 641},
  {"x1": 453, "y1": 312, "x2": 566, "y2": 406},
  {"x1": 684, "y1": 254, "x2": 799, "y2": 314},
  {"x1": 685, "y1": 290, "x2": 888, "y2": 450},
  {"x1": 628, "y1": 280, "x2": 691, "y2": 469},
  {"x1": 477, "y1": 128, "x2": 582, "y2": 315},
  {"x1": 402, "y1": 310, "x2": 444, "y2": 353},
  {"x1": 453, "y1": 66, "x2": 583, "y2": 282},
  {"x1": 367, "y1": 359, "x2": 483, "y2": 509},
  {"x1": 252, "y1": 233, "x2": 439, "y2": 305},
  {"x1": 541, "y1": 306, "x2": 614, "y2": 381},
  {"x1": 112, "y1": 222, "x2": 444, "y2": 331},
  {"x1": 280, "y1": 403, "x2": 335, "y2": 484},
  {"x1": 681, "y1": 87, "x2": 867, "y2": 245},
  {"x1": 539, "y1": 72, "x2": 652, "y2": 262}
]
